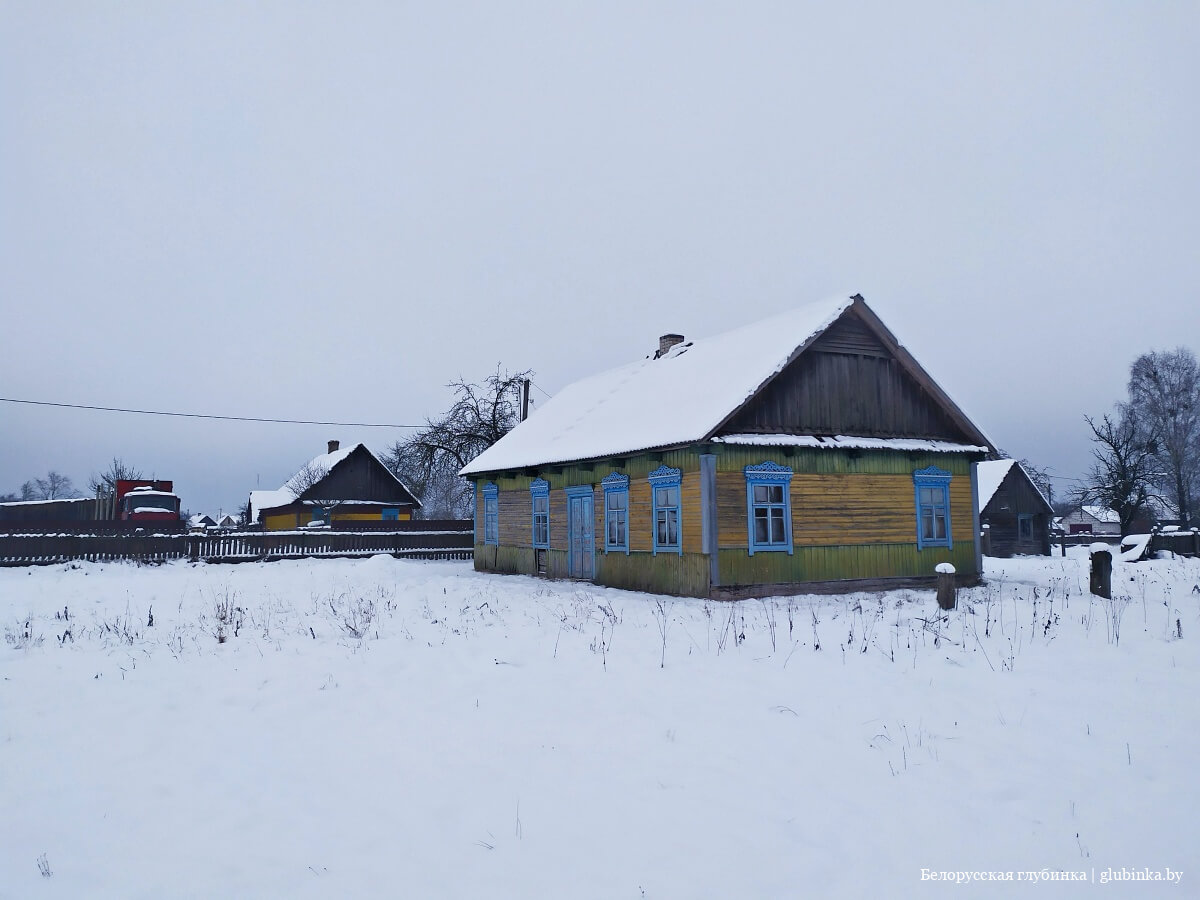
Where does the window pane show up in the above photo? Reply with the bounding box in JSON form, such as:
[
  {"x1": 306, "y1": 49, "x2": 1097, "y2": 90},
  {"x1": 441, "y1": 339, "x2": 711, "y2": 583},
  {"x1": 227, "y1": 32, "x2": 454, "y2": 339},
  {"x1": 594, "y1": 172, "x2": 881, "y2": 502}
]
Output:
[
  {"x1": 753, "y1": 484, "x2": 769, "y2": 504},
  {"x1": 610, "y1": 492, "x2": 626, "y2": 511},
  {"x1": 667, "y1": 511, "x2": 678, "y2": 545},
  {"x1": 770, "y1": 508, "x2": 786, "y2": 543},
  {"x1": 754, "y1": 513, "x2": 769, "y2": 544},
  {"x1": 768, "y1": 485, "x2": 783, "y2": 504}
]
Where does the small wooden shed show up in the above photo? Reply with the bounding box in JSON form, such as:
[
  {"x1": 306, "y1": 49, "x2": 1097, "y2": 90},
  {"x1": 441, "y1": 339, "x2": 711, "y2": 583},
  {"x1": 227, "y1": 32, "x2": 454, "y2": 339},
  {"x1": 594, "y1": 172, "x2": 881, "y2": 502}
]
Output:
[{"x1": 976, "y1": 459, "x2": 1053, "y2": 556}]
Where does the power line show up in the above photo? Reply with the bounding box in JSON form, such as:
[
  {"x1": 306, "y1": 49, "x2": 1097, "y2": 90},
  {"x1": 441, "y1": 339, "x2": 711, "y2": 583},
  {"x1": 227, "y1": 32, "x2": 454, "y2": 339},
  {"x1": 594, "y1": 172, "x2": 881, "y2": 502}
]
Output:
[{"x1": 0, "y1": 396, "x2": 423, "y2": 429}]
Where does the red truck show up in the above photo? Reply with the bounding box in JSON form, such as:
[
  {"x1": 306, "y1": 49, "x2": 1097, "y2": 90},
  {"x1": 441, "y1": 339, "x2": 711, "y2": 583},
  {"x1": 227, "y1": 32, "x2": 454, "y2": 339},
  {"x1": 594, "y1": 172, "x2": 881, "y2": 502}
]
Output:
[{"x1": 115, "y1": 480, "x2": 181, "y2": 523}]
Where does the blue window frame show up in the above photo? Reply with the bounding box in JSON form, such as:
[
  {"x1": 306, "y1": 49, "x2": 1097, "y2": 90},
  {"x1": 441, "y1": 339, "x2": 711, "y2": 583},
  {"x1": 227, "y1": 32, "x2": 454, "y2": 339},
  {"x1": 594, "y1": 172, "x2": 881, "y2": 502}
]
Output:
[
  {"x1": 601, "y1": 472, "x2": 630, "y2": 553},
  {"x1": 382, "y1": 507, "x2": 399, "y2": 521},
  {"x1": 530, "y1": 478, "x2": 550, "y2": 549},
  {"x1": 744, "y1": 461, "x2": 793, "y2": 555},
  {"x1": 913, "y1": 466, "x2": 953, "y2": 550},
  {"x1": 648, "y1": 465, "x2": 682, "y2": 555},
  {"x1": 482, "y1": 482, "x2": 498, "y2": 545}
]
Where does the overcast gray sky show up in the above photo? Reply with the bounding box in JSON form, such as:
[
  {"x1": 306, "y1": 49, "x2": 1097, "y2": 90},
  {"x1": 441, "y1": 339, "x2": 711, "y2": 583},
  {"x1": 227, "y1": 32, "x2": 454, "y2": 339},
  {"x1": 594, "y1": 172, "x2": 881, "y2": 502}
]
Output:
[{"x1": 2, "y1": 2, "x2": 1197, "y2": 516}]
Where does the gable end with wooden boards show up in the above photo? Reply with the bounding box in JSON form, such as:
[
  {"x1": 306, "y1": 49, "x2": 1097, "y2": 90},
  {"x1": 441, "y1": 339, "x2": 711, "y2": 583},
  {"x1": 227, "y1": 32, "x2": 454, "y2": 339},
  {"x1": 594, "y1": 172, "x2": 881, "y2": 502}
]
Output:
[{"x1": 462, "y1": 293, "x2": 994, "y2": 598}]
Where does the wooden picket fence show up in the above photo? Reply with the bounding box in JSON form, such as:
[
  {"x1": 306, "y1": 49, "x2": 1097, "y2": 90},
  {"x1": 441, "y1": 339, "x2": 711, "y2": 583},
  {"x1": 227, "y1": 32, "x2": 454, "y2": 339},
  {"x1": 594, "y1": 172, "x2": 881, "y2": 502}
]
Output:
[{"x1": 0, "y1": 523, "x2": 474, "y2": 567}]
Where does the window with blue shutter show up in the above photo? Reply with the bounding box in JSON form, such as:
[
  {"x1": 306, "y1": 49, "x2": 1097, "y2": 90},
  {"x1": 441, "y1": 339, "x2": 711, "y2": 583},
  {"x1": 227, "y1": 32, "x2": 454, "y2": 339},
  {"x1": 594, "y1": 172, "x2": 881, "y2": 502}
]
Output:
[
  {"x1": 530, "y1": 478, "x2": 550, "y2": 549},
  {"x1": 601, "y1": 472, "x2": 630, "y2": 553},
  {"x1": 648, "y1": 465, "x2": 682, "y2": 555},
  {"x1": 744, "y1": 461, "x2": 793, "y2": 555},
  {"x1": 913, "y1": 466, "x2": 952, "y2": 549},
  {"x1": 482, "y1": 483, "x2": 498, "y2": 545}
]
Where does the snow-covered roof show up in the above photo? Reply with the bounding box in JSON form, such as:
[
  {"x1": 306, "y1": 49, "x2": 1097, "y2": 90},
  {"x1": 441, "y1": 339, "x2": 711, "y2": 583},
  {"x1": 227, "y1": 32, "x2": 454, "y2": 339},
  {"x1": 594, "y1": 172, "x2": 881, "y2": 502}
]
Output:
[
  {"x1": 976, "y1": 459, "x2": 1017, "y2": 509},
  {"x1": 0, "y1": 497, "x2": 91, "y2": 507},
  {"x1": 977, "y1": 459, "x2": 1053, "y2": 512},
  {"x1": 1082, "y1": 505, "x2": 1120, "y2": 523},
  {"x1": 249, "y1": 444, "x2": 419, "y2": 523},
  {"x1": 465, "y1": 294, "x2": 992, "y2": 475}
]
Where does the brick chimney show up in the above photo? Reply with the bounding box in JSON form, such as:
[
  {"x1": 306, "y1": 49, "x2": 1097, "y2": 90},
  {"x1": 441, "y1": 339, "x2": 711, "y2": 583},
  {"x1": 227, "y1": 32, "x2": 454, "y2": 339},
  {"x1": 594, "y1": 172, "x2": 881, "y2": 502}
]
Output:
[
  {"x1": 655, "y1": 333, "x2": 685, "y2": 359},
  {"x1": 327, "y1": 440, "x2": 340, "y2": 454}
]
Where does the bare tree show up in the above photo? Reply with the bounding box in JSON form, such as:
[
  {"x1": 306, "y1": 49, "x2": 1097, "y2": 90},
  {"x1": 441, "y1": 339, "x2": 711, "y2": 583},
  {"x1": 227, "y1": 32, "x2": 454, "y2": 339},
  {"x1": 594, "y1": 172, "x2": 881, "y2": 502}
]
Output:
[
  {"x1": 29, "y1": 471, "x2": 82, "y2": 500},
  {"x1": 88, "y1": 458, "x2": 144, "y2": 498},
  {"x1": 1077, "y1": 410, "x2": 1164, "y2": 536},
  {"x1": 382, "y1": 367, "x2": 531, "y2": 518},
  {"x1": 287, "y1": 460, "x2": 332, "y2": 495},
  {"x1": 1127, "y1": 347, "x2": 1199, "y2": 527},
  {"x1": 283, "y1": 459, "x2": 346, "y2": 523}
]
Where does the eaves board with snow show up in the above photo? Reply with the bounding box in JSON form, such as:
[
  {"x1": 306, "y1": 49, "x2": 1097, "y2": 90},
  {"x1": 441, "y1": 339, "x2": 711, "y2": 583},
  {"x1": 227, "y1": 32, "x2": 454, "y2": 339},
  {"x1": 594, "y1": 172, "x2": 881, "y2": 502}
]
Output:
[
  {"x1": 461, "y1": 293, "x2": 994, "y2": 476},
  {"x1": 249, "y1": 443, "x2": 421, "y2": 530}
]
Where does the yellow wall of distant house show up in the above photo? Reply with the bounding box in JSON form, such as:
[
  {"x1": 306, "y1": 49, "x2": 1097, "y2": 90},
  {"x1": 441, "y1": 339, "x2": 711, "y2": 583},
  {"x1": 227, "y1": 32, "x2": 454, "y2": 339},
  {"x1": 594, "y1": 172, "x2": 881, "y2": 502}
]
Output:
[
  {"x1": 334, "y1": 509, "x2": 412, "y2": 522},
  {"x1": 263, "y1": 510, "x2": 302, "y2": 531},
  {"x1": 261, "y1": 505, "x2": 413, "y2": 530}
]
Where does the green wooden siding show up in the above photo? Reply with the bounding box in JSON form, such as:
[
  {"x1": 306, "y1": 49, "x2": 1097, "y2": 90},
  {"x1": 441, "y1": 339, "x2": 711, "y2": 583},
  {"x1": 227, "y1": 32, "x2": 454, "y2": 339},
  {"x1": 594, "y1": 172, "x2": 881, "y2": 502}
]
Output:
[
  {"x1": 596, "y1": 550, "x2": 710, "y2": 597},
  {"x1": 718, "y1": 540, "x2": 975, "y2": 587},
  {"x1": 472, "y1": 443, "x2": 981, "y2": 595}
]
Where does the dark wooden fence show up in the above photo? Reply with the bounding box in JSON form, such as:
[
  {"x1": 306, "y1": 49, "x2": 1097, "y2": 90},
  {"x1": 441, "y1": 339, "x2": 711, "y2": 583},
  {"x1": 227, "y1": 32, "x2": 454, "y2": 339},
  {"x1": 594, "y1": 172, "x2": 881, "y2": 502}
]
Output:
[
  {"x1": 1150, "y1": 530, "x2": 1200, "y2": 558},
  {"x1": 0, "y1": 520, "x2": 189, "y2": 536},
  {"x1": 0, "y1": 523, "x2": 474, "y2": 567}
]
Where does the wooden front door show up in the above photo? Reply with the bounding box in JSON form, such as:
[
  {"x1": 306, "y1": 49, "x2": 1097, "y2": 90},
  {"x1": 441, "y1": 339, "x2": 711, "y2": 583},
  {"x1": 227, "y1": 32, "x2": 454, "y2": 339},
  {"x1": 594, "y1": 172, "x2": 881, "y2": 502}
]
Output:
[{"x1": 567, "y1": 491, "x2": 595, "y2": 580}]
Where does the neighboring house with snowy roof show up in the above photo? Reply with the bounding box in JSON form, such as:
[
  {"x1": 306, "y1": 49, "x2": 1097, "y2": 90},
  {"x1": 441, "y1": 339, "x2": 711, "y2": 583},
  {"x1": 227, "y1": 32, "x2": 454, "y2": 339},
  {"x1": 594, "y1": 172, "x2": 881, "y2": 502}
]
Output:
[
  {"x1": 1060, "y1": 505, "x2": 1121, "y2": 536},
  {"x1": 249, "y1": 440, "x2": 421, "y2": 530},
  {"x1": 460, "y1": 293, "x2": 995, "y2": 598},
  {"x1": 188, "y1": 513, "x2": 217, "y2": 530},
  {"x1": 976, "y1": 459, "x2": 1053, "y2": 557}
]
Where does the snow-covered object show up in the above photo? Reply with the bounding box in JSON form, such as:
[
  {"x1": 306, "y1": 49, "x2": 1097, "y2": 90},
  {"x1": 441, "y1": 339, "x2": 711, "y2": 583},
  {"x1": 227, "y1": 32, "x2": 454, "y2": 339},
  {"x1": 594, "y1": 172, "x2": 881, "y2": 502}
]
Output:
[
  {"x1": 463, "y1": 294, "x2": 991, "y2": 474},
  {"x1": 935, "y1": 562, "x2": 956, "y2": 574},
  {"x1": 1089, "y1": 542, "x2": 1112, "y2": 556},
  {"x1": 975, "y1": 458, "x2": 1052, "y2": 511},
  {"x1": 1081, "y1": 505, "x2": 1120, "y2": 524},
  {"x1": 0, "y1": 497, "x2": 91, "y2": 507},
  {"x1": 1120, "y1": 533, "x2": 1152, "y2": 563},
  {"x1": 975, "y1": 459, "x2": 1016, "y2": 510}
]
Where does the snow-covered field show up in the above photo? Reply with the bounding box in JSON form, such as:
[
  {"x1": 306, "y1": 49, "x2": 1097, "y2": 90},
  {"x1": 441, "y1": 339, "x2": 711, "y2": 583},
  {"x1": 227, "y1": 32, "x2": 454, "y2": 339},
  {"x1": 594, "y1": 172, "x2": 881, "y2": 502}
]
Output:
[{"x1": 2, "y1": 550, "x2": 1197, "y2": 898}]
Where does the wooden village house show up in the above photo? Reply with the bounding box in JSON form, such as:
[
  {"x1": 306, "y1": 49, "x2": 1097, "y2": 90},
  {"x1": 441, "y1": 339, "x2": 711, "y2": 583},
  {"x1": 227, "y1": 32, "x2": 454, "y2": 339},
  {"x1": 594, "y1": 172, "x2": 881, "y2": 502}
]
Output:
[
  {"x1": 976, "y1": 459, "x2": 1053, "y2": 556},
  {"x1": 461, "y1": 294, "x2": 996, "y2": 598},
  {"x1": 249, "y1": 441, "x2": 420, "y2": 530}
]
